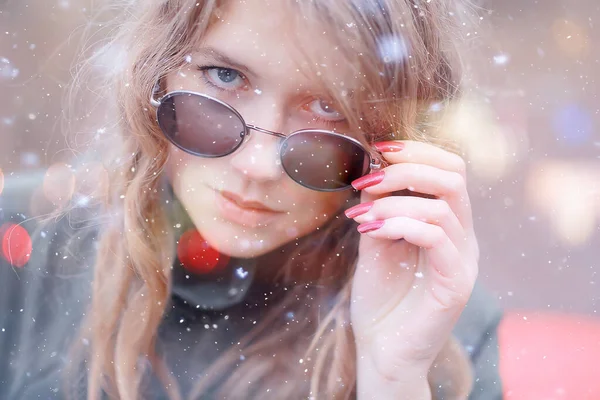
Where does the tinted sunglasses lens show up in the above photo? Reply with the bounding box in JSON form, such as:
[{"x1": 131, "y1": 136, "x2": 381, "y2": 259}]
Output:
[
  {"x1": 157, "y1": 93, "x2": 245, "y2": 156},
  {"x1": 280, "y1": 131, "x2": 369, "y2": 190}
]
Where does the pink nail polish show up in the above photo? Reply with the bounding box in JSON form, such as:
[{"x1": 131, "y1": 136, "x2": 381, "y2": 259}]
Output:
[
  {"x1": 351, "y1": 171, "x2": 385, "y2": 191},
  {"x1": 357, "y1": 220, "x2": 384, "y2": 233},
  {"x1": 373, "y1": 141, "x2": 405, "y2": 153},
  {"x1": 345, "y1": 201, "x2": 374, "y2": 219}
]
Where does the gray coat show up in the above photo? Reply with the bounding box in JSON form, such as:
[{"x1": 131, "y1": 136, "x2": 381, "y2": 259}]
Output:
[{"x1": 0, "y1": 172, "x2": 503, "y2": 399}]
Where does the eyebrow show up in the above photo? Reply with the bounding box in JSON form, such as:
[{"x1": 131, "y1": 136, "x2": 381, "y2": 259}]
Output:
[{"x1": 194, "y1": 46, "x2": 257, "y2": 78}]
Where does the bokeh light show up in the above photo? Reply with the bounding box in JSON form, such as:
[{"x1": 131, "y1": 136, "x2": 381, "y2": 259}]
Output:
[
  {"x1": 43, "y1": 162, "x2": 76, "y2": 207},
  {"x1": 377, "y1": 34, "x2": 408, "y2": 64},
  {"x1": 552, "y1": 104, "x2": 593, "y2": 146},
  {"x1": 0, "y1": 223, "x2": 32, "y2": 268},
  {"x1": 443, "y1": 98, "x2": 527, "y2": 180},
  {"x1": 527, "y1": 160, "x2": 599, "y2": 246},
  {"x1": 0, "y1": 57, "x2": 20, "y2": 80},
  {"x1": 177, "y1": 229, "x2": 230, "y2": 274},
  {"x1": 552, "y1": 19, "x2": 589, "y2": 59}
]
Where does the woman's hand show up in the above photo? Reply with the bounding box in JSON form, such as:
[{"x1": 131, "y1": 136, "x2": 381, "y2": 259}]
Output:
[{"x1": 348, "y1": 140, "x2": 479, "y2": 399}]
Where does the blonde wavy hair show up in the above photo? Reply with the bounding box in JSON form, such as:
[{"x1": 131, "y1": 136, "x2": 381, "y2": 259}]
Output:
[{"x1": 60, "y1": 0, "x2": 477, "y2": 398}]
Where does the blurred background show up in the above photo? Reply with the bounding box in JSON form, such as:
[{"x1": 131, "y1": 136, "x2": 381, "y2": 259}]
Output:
[{"x1": 1, "y1": 0, "x2": 599, "y2": 398}]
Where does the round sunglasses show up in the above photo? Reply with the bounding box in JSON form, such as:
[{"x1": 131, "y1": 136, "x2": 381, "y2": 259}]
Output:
[{"x1": 150, "y1": 82, "x2": 381, "y2": 192}]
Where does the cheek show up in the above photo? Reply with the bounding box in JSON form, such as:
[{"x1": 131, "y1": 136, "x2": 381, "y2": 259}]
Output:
[
  {"x1": 316, "y1": 192, "x2": 352, "y2": 216},
  {"x1": 286, "y1": 191, "x2": 351, "y2": 229},
  {"x1": 166, "y1": 148, "x2": 199, "y2": 186},
  {"x1": 166, "y1": 145, "x2": 228, "y2": 187}
]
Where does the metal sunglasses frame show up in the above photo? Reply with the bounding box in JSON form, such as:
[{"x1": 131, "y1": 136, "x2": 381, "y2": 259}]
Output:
[{"x1": 150, "y1": 82, "x2": 382, "y2": 192}]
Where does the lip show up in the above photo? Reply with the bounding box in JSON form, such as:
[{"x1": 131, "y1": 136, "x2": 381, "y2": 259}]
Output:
[
  {"x1": 220, "y1": 191, "x2": 278, "y2": 212},
  {"x1": 215, "y1": 190, "x2": 283, "y2": 228}
]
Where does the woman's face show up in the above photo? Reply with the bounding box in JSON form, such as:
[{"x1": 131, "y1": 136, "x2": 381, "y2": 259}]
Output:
[{"x1": 165, "y1": 0, "x2": 360, "y2": 258}]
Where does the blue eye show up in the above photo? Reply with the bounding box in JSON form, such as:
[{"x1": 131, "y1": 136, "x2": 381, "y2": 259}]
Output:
[
  {"x1": 305, "y1": 99, "x2": 345, "y2": 122},
  {"x1": 199, "y1": 66, "x2": 248, "y2": 92},
  {"x1": 214, "y1": 68, "x2": 239, "y2": 83}
]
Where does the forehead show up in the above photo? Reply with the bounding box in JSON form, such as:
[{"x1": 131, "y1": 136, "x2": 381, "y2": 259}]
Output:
[{"x1": 197, "y1": 0, "x2": 355, "y2": 91}]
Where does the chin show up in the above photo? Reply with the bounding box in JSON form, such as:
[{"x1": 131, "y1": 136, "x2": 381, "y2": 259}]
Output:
[
  {"x1": 217, "y1": 240, "x2": 275, "y2": 259},
  {"x1": 198, "y1": 223, "x2": 284, "y2": 259}
]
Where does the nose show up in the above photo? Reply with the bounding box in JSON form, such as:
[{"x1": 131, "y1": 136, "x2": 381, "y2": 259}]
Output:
[{"x1": 229, "y1": 99, "x2": 286, "y2": 183}]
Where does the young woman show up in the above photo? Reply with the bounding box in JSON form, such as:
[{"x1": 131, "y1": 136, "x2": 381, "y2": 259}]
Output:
[{"x1": 0, "y1": 0, "x2": 503, "y2": 399}]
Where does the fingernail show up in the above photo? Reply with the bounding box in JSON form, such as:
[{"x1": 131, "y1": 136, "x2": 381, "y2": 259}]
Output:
[
  {"x1": 345, "y1": 201, "x2": 374, "y2": 219},
  {"x1": 357, "y1": 220, "x2": 385, "y2": 234},
  {"x1": 373, "y1": 141, "x2": 405, "y2": 153},
  {"x1": 351, "y1": 171, "x2": 385, "y2": 191}
]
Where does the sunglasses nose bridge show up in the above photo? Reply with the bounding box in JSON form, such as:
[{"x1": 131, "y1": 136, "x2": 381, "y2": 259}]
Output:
[
  {"x1": 246, "y1": 124, "x2": 286, "y2": 140},
  {"x1": 229, "y1": 127, "x2": 285, "y2": 184},
  {"x1": 243, "y1": 124, "x2": 286, "y2": 157}
]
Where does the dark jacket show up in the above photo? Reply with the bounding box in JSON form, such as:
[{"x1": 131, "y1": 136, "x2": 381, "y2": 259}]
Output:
[{"x1": 0, "y1": 171, "x2": 503, "y2": 399}]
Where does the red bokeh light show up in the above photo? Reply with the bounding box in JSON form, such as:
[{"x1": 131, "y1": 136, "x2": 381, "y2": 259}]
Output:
[
  {"x1": 1, "y1": 223, "x2": 33, "y2": 268},
  {"x1": 176, "y1": 229, "x2": 229, "y2": 274}
]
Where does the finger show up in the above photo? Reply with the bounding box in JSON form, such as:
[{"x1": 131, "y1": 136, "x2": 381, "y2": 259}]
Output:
[
  {"x1": 357, "y1": 179, "x2": 388, "y2": 210},
  {"x1": 357, "y1": 216, "x2": 477, "y2": 283},
  {"x1": 346, "y1": 196, "x2": 467, "y2": 252},
  {"x1": 353, "y1": 163, "x2": 473, "y2": 230},
  {"x1": 373, "y1": 140, "x2": 467, "y2": 180},
  {"x1": 355, "y1": 215, "x2": 476, "y2": 362}
]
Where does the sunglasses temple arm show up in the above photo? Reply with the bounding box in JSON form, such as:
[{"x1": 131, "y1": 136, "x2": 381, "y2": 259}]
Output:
[
  {"x1": 150, "y1": 81, "x2": 162, "y2": 108},
  {"x1": 369, "y1": 153, "x2": 384, "y2": 171}
]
